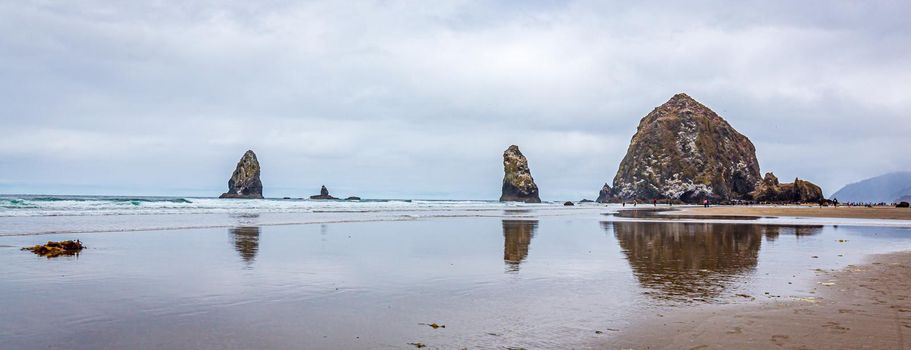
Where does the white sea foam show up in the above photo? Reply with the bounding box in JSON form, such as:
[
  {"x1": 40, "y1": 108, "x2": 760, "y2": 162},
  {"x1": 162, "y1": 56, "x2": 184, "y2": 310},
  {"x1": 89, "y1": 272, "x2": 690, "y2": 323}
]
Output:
[{"x1": 0, "y1": 195, "x2": 612, "y2": 235}]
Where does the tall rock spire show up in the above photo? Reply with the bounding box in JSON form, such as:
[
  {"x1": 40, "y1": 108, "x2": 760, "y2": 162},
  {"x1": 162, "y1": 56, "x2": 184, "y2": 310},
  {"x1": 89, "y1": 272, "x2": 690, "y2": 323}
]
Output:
[
  {"x1": 499, "y1": 145, "x2": 541, "y2": 203},
  {"x1": 219, "y1": 150, "x2": 264, "y2": 199}
]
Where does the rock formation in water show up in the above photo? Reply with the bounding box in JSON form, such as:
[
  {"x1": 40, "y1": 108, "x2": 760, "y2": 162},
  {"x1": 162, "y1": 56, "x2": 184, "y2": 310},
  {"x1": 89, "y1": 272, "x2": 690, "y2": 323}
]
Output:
[
  {"x1": 596, "y1": 183, "x2": 614, "y2": 203},
  {"x1": 219, "y1": 150, "x2": 264, "y2": 199},
  {"x1": 750, "y1": 172, "x2": 824, "y2": 203},
  {"x1": 612, "y1": 93, "x2": 761, "y2": 203},
  {"x1": 499, "y1": 145, "x2": 541, "y2": 203},
  {"x1": 309, "y1": 185, "x2": 338, "y2": 200}
]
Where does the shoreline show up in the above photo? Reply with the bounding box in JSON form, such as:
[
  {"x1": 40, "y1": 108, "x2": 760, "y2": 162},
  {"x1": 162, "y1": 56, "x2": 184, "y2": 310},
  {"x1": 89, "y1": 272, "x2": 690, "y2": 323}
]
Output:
[
  {"x1": 0, "y1": 206, "x2": 607, "y2": 237},
  {"x1": 673, "y1": 205, "x2": 911, "y2": 221},
  {"x1": 603, "y1": 250, "x2": 911, "y2": 349}
]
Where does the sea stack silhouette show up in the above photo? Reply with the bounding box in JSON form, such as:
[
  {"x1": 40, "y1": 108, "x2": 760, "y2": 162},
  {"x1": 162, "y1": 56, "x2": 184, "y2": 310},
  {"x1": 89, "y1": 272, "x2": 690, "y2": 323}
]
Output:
[
  {"x1": 219, "y1": 150, "x2": 264, "y2": 199},
  {"x1": 499, "y1": 145, "x2": 541, "y2": 203},
  {"x1": 310, "y1": 185, "x2": 338, "y2": 200},
  {"x1": 611, "y1": 93, "x2": 761, "y2": 203}
]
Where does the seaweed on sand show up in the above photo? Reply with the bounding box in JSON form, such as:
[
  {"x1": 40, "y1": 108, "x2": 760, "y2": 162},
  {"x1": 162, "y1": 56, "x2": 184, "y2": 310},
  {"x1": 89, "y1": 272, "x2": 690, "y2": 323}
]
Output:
[{"x1": 22, "y1": 240, "x2": 85, "y2": 258}]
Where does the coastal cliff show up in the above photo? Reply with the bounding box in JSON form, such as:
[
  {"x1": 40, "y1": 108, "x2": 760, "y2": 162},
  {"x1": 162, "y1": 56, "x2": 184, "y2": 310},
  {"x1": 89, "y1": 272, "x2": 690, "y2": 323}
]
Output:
[
  {"x1": 219, "y1": 150, "x2": 264, "y2": 199},
  {"x1": 499, "y1": 145, "x2": 541, "y2": 203},
  {"x1": 612, "y1": 93, "x2": 761, "y2": 203}
]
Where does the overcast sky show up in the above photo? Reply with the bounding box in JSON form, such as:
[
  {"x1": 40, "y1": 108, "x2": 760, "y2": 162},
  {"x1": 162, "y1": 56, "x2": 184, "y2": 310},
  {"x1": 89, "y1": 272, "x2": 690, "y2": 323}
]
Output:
[{"x1": 1, "y1": 0, "x2": 909, "y2": 199}]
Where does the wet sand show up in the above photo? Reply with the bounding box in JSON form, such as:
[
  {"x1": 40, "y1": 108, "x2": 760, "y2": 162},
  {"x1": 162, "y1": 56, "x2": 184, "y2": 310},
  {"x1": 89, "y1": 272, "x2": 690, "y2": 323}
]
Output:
[
  {"x1": 606, "y1": 251, "x2": 911, "y2": 350},
  {"x1": 4, "y1": 216, "x2": 911, "y2": 349},
  {"x1": 677, "y1": 206, "x2": 911, "y2": 220}
]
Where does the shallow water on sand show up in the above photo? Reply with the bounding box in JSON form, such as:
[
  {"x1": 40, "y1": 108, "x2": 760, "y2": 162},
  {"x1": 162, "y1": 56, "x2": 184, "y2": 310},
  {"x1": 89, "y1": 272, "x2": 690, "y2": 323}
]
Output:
[{"x1": 2, "y1": 215, "x2": 911, "y2": 349}]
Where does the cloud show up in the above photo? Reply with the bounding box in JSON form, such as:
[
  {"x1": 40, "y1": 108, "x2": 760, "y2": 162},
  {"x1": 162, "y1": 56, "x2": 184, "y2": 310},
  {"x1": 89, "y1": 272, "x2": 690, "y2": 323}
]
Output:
[{"x1": 1, "y1": 0, "x2": 909, "y2": 198}]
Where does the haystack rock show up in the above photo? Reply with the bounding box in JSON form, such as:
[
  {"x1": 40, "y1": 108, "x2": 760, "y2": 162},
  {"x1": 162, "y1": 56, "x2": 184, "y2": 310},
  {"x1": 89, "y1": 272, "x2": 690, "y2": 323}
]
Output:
[
  {"x1": 751, "y1": 172, "x2": 824, "y2": 203},
  {"x1": 219, "y1": 150, "x2": 264, "y2": 199},
  {"x1": 612, "y1": 93, "x2": 761, "y2": 203},
  {"x1": 499, "y1": 145, "x2": 541, "y2": 203},
  {"x1": 310, "y1": 185, "x2": 338, "y2": 200},
  {"x1": 596, "y1": 183, "x2": 614, "y2": 203}
]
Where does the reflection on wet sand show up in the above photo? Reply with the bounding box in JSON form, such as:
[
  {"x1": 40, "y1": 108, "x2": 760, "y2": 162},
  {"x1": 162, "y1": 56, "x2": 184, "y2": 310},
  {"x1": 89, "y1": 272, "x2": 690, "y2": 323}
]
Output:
[
  {"x1": 503, "y1": 220, "x2": 537, "y2": 272},
  {"x1": 761, "y1": 225, "x2": 823, "y2": 241},
  {"x1": 607, "y1": 222, "x2": 823, "y2": 302},
  {"x1": 229, "y1": 226, "x2": 261, "y2": 265},
  {"x1": 612, "y1": 208, "x2": 759, "y2": 221}
]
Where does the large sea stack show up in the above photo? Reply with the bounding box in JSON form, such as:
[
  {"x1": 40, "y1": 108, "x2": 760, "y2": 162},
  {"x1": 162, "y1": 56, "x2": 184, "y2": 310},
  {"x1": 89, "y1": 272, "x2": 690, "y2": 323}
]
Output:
[
  {"x1": 499, "y1": 145, "x2": 541, "y2": 203},
  {"x1": 219, "y1": 150, "x2": 264, "y2": 199},
  {"x1": 612, "y1": 93, "x2": 761, "y2": 203}
]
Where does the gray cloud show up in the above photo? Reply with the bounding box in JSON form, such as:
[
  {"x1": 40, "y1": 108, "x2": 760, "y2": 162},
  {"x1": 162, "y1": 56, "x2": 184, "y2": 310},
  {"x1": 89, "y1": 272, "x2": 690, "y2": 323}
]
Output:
[{"x1": 1, "y1": 0, "x2": 909, "y2": 198}]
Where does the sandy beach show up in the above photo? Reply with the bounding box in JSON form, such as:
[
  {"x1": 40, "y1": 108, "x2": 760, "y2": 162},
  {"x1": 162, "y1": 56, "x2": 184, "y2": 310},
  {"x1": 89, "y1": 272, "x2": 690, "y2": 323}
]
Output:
[
  {"x1": 605, "y1": 250, "x2": 911, "y2": 350},
  {"x1": 675, "y1": 206, "x2": 911, "y2": 221}
]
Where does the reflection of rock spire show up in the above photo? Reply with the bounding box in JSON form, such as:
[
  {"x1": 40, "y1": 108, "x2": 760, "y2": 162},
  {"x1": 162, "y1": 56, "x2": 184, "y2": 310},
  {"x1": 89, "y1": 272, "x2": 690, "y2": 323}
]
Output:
[
  {"x1": 230, "y1": 226, "x2": 261, "y2": 265},
  {"x1": 503, "y1": 220, "x2": 538, "y2": 272}
]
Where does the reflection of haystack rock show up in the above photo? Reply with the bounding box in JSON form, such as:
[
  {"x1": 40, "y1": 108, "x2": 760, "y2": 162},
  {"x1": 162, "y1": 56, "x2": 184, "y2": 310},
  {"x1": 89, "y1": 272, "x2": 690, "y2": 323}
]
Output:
[
  {"x1": 503, "y1": 220, "x2": 538, "y2": 271},
  {"x1": 609, "y1": 222, "x2": 823, "y2": 301},
  {"x1": 608, "y1": 221, "x2": 764, "y2": 302},
  {"x1": 230, "y1": 226, "x2": 261, "y2": 264}
]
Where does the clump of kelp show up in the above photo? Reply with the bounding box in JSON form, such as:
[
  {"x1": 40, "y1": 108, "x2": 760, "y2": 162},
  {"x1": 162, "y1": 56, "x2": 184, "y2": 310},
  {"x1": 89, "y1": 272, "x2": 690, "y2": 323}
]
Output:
[{"x1": 22, "y1": 240, "x2": 85, "y2": 258}]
